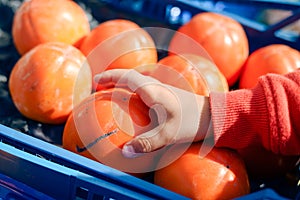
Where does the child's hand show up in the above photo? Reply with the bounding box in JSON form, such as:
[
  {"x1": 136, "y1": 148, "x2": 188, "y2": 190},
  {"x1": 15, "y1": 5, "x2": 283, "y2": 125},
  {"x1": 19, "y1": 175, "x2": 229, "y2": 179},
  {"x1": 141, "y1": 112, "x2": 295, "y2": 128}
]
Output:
[{"x1": 94, "y1": 69, "x2": 212, "y2": 158}]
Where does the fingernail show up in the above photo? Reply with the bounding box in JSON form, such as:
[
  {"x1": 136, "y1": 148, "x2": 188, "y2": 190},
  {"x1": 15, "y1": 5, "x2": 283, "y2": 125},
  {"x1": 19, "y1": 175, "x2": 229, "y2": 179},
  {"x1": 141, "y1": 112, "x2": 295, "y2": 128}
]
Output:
[
  {"x1": 122, "y1": 144, "x2": 143, "y2": 158},
  {"x1": 94, "y1": 74, "x2": 103, "y2": 83}
]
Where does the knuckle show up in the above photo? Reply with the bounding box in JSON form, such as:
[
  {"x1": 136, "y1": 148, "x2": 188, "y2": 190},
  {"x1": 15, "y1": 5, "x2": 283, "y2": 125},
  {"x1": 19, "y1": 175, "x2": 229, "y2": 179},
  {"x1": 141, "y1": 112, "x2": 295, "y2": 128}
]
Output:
[{"x1": 137, "y1": 137, "x2": 153, "y2": 153}]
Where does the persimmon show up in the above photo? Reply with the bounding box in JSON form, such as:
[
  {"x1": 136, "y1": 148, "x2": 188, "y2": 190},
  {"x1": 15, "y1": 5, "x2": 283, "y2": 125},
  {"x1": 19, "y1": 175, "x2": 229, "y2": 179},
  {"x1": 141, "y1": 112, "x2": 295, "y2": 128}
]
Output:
[
  {"x1": 239, "y1": 44, "x2": 300, "y2": 89},
  {"x1": 62, "y1": 87, "x2": 159, "y2": 175},
  {"x1": 154, "y1": 142, "x2": 250, "y2": 200},
  {"x1": 144, "y1": 54, "x2": 228, "y2": 96},
  {"x1": 169, "y1": 12, "x2": 249, "y2": 86},
  {"x1": 12, "y1": 0, "x2": 90, "y2": 55},
  {"x1": 9, "y1": 42, "x2": 92, "y2": 124},
  {"x1": 79, "y1": 19, "x2": 157, "y2": 89}
]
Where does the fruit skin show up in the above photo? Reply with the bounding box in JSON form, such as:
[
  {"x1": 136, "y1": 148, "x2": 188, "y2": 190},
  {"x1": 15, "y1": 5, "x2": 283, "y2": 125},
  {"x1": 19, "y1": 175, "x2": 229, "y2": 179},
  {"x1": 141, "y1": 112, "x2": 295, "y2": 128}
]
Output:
[
  {"x1": 9, "y1": 42, "x2": 92, "y2": 124},
  {"x1": 169, "y1": 12, "x2": 249, "y2": 86},
  {"x1": 79, "y1": 19, "x2": 157, "y2": 89},
  {"x1": 62, "y1": 87, "x2": 159, "y2": 174},
  {"x1": 239, "y1": 44, "x2": 300, "y2": 89},
  {"x1": 154, "y1": 142, "x2": 250, "y2": 200},
  {"x1": 146, "y1": 54, "x2": 228, "y2": 96},
  {"x1": 12, "y1": 0, "x2": 90, "y2": 55}
]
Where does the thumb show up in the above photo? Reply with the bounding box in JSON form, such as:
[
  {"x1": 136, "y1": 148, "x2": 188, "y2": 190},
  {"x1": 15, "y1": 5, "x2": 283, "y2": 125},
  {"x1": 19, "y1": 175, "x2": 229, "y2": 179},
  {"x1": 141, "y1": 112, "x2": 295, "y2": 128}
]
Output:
[
  {"x1": 122, "y1": 104, "x2": 168, "y2": 158},
  {"x1": 122, "y1": 125, "x2": 167, "y2": 158}
]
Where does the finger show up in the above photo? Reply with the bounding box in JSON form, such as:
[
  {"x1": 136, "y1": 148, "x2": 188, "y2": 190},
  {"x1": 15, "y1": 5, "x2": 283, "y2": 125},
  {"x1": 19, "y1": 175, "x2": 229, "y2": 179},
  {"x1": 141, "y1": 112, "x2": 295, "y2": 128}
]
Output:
[
  {"x1": 94, "y1": 69, "x2": 129, "y2": 85},
  {"x1": 122, "y1": 124, "x2": 169, "y2": 158},
  {"x1": 95, "y1": 69, "x2": 171, "y2": 108},
  {"x1": 94, "y1": 69, "x2": 160, "y2": 90}
]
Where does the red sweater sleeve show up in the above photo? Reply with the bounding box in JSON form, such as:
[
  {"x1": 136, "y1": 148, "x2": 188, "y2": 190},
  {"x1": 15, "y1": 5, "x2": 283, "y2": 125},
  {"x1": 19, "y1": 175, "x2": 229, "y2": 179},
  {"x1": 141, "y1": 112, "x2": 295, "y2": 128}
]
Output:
[{"x1": 209, "y1": 70, "x2": 300, "y2": 155}]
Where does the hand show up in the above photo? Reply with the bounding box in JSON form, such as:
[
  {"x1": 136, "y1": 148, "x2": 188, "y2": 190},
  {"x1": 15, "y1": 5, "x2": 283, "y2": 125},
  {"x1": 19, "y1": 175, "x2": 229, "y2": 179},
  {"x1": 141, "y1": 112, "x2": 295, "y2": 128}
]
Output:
[{"x1": 94, "y1": 69, "x2": 212, "y2": 158}]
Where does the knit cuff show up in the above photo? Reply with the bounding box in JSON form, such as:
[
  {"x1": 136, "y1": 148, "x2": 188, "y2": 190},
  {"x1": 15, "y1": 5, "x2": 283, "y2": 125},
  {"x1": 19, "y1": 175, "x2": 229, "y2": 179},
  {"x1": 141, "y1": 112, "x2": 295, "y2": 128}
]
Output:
[{"x1": 209, "y1": 84, "x2": 269, "y2": 150}]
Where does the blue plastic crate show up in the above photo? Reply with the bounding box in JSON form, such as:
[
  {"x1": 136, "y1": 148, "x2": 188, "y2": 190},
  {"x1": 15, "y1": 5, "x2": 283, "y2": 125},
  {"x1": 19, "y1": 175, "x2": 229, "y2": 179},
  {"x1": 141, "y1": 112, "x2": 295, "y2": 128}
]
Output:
[
  {"x1": 0, "y1": 124, "x2": 189, "y2": 200},
  {"x1": 0, "y1": 0, "x2": 300, "y2": 199},
  {"x1": 0, "y1": 124, "x2": 294, "y2": 200},
  {"x1": 85, "y1": 0, "x2": 300, "y2": 52},
  {"x1": 0, "y1": 172, "x2": 54, "y2": 200}
]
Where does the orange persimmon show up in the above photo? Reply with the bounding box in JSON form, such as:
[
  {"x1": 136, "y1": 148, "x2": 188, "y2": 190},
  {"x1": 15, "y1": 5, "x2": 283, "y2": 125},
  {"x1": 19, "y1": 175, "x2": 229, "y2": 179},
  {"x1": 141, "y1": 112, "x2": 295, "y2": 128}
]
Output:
[
  {"x1": 169, "y1": 12, "x2": 249, "y2": 86},
  {"x1": 62, "y1": 87, "x2": 159, "y2": 175},
  {"x1": 239, "y1": 44, "x2": 300, "y2": 89},
  {"x1": 154, "y1": 142, "x2": 250, "y2": 200},
  {"x1": 144, "y1": 54, "x2": 228, "y2": 96},
  {"x1": 79, "y1": 19, "x2": 157, "y2": 89},
  {"x1": 9, "y1": 42, "x2": 92, "y2": 124},
  {"x1": 12, "y1": 0, "x2": 90, "y2": 55}
]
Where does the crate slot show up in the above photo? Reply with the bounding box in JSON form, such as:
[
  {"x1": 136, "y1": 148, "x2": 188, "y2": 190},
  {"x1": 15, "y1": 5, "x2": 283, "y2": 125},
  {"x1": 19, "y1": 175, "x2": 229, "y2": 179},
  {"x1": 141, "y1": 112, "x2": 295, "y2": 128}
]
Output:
[{"x1": 75, "y1": 187, "x2": 90, "y2": 200}]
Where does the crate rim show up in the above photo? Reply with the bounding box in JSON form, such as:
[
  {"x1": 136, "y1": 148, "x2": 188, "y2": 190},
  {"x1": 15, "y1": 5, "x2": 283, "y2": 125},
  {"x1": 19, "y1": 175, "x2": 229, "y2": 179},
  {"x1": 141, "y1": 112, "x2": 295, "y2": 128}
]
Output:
[
  {"x1": 92, "y1": 0, "x2": 300, "y2": 51},
  {"x1": 0, "y1": 124, "x2": 189, "y2": 200}
]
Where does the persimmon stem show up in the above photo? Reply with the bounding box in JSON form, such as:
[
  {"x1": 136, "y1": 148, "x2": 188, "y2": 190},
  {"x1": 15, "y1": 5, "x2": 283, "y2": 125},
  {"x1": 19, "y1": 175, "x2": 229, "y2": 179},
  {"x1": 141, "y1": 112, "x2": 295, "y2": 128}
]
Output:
[{"x1": 76, "y1": 128, "x2": 119, "y2": 153}]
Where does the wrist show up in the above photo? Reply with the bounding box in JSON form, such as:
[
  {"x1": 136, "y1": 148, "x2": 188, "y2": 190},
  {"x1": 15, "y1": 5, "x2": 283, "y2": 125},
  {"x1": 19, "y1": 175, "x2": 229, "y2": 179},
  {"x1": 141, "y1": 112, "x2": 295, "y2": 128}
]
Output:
[{"x1": 194, "y1": 95, "x2": 212, "y2": 141}]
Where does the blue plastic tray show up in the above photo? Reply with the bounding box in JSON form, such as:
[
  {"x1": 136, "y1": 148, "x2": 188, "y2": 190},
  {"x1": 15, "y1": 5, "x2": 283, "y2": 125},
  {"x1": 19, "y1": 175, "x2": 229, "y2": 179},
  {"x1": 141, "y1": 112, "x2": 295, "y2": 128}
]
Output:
[
  {"x1": 0, "y1": 124, "x2": 293, "y2": 199},
  {"x1": 86, "y1": 0, "x2": 300, "y2": 52},
  {"x1": 0, "y1": 124, "x2": 189, "y2": 200},
  {"x1": 0, "y1": 0, "x2": 299, "y2": 199},
  {"x1": 0, "y1": 172, "x2": 54, "y2": 200},
  {"x1": 0, "y1": 125, "x2": 296, "y2": 200}
]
